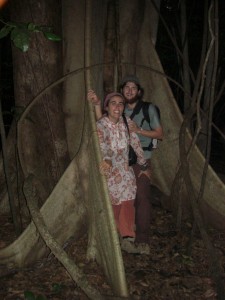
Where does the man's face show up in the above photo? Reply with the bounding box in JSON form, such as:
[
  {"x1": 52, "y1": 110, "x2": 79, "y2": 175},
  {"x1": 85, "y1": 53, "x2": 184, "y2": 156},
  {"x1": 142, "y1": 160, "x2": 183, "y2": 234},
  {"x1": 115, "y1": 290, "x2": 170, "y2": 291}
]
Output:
[{"x1": 122, "y1": 81, "x2": 139, "y2": 104}]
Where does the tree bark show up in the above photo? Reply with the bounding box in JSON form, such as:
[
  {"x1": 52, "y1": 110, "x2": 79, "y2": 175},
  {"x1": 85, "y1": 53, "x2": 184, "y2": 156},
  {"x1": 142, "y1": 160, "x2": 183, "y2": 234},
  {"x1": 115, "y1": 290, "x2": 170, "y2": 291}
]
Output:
[{"x1": 10, "y1": 0, "x2": 69, "y2": 198}]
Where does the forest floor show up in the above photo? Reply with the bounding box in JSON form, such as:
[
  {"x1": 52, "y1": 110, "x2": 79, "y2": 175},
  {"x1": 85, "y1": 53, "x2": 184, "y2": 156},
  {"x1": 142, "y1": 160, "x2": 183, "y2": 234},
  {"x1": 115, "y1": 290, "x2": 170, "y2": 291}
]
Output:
[{"x1": 1, "y1": 183, "x2": 225, "y2": 300}]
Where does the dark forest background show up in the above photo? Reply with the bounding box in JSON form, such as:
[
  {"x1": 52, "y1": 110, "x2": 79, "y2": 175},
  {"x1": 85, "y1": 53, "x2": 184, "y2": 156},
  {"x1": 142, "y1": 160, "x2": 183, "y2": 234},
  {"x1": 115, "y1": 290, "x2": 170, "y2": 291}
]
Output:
[
  {"x1": 0, "y1": 0, "x2": 225, "y2": 174},
  {"x1": 156, "y1": 0, "x2": 225, "y2": 175}
]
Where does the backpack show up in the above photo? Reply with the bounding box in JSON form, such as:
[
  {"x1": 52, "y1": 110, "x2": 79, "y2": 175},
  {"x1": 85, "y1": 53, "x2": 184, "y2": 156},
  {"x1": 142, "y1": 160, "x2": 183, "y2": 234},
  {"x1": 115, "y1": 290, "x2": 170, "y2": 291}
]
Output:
[{"x1": 129, "y1": 100, "x2": 161, "y2": 151}]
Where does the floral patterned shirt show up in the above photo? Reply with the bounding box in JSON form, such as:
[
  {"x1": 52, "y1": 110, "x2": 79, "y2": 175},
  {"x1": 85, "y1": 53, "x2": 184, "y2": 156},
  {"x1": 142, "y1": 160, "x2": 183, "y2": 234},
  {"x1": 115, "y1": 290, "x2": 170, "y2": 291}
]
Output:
[{"x1": 97, "y1": 115, "x2": 147, "y2": 205}]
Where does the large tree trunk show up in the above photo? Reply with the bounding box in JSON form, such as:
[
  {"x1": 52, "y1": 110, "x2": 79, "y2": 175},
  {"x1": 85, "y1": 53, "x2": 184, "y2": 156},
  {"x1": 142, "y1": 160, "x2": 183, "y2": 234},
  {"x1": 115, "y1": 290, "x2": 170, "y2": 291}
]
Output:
[
  {"x1": 1, "y1": 0, "x2": 225, "y2": 297},
  {"x1": 119, "y1": 0, "x2": 225, "y2": 229},
  {"x1": 0, "y1": 0, "x2": 70, "y2": 221},
  {"x1": 61, "y1": 1, "x2": 128, "y2": 296},
  {"x1": 11, "y1": 0, "x2": 70, "y2": 200},
  {"x1": 1, "y1": 0, "x2": 129, "y2": 297}
]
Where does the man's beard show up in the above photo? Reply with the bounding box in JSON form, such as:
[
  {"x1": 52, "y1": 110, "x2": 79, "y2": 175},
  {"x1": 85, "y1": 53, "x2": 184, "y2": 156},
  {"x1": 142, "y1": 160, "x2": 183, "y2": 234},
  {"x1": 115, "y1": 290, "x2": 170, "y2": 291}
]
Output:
[{"x1": 124, "y1": 95, "x2": 139, "y2": 105}]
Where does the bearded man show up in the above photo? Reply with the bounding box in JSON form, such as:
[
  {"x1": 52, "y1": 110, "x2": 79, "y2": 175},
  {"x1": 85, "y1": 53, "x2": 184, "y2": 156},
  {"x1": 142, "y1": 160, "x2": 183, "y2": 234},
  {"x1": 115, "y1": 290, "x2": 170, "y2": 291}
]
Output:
[{"x1": 118, "y1": 75, "x2": 163, "y2": 254}]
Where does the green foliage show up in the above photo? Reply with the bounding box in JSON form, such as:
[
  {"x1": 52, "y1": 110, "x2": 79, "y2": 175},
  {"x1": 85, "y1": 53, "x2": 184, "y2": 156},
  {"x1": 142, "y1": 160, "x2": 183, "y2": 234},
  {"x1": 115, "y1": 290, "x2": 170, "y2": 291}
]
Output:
[
  {"x1": 43, "y1": 31, "x2": 61, "y2": 42},
  {"x1": 0, "y1": 19, "x2": 61, "y2": 52},
  {"x1": 24, "y1": 290, "x2": 47, "y2": 300}
]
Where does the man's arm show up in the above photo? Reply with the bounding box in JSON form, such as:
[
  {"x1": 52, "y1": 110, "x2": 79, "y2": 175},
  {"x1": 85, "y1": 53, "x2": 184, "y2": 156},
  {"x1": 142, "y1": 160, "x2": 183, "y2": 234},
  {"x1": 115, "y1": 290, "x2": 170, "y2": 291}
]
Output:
[
  {"x1": 87, "y1": 89, "x2": 103, "y2": 120},
  {"x1": 129, "y1": 121, "x2": 163, "y2": 140}
]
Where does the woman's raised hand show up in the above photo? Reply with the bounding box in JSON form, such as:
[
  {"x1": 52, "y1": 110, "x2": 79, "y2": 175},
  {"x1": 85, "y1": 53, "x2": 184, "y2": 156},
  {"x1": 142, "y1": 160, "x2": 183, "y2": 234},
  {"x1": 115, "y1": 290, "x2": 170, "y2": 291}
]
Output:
[{"x1": 87, "y1": 90, "x2": 101, "y2": 106}]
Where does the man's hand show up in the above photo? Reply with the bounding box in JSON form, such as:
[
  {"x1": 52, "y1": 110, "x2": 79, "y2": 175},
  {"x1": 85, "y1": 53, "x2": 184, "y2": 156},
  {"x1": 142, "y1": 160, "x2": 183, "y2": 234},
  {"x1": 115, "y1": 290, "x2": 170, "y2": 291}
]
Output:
[{"x1": 128, "y1": 120, "x2": 140, "y2": 133}]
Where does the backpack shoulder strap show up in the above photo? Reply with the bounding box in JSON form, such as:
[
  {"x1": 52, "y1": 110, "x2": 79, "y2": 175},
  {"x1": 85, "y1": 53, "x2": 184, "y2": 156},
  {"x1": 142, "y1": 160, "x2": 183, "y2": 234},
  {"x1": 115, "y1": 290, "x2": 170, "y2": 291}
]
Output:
[
  {"x1": 129, "y1": 101, "x2": 151, "y2": 127},
  {"x1": 142, "y1": 102, "x2": 161, "y2": 127},
  {"x1": 142, "y1": 102, "x2": 150, "y2": 126},
  {"x1": 129, "y1": 100, "x2": 144, "y2": 120}
]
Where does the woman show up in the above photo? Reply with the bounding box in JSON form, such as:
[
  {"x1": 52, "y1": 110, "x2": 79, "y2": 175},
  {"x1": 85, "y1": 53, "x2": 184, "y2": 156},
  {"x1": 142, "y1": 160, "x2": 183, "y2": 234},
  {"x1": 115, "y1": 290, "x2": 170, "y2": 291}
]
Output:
[{"x1": 88, "y1": 90, "x2": 150, "y2": 253}]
